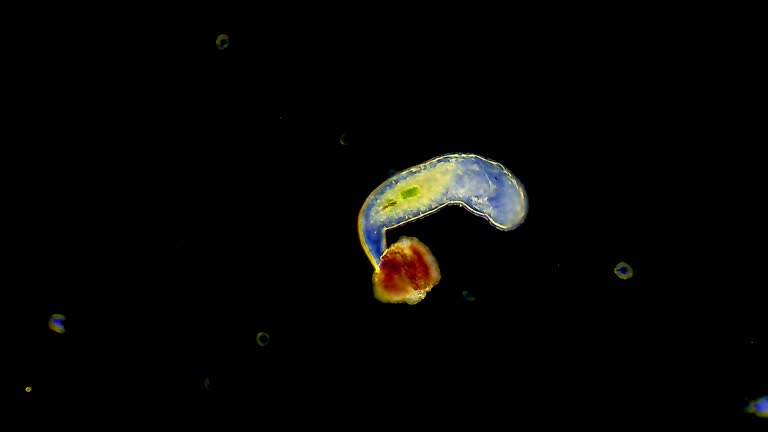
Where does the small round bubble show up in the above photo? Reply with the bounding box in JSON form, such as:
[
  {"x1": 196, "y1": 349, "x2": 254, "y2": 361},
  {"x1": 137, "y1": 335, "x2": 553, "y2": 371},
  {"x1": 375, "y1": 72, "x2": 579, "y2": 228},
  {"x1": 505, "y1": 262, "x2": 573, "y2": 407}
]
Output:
[
  {"x1": 256, "y1": 331, "x2": 270, "y2": 347},
  {"x1": 215, "y1": 34, "x2": 230, "y2": 50},
  {"x1": 48, "y1": 313, "x2": 67, "y2": 334},
  {"x1": 613, "y1": 262, "x2": 634, "y2": 280}
]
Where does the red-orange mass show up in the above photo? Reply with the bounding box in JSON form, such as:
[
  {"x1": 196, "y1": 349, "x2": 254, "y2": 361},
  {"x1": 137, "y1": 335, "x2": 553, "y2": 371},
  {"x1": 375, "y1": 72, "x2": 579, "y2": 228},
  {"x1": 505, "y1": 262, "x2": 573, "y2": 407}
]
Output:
[{"x1": 373, "y1": 236, "x2": 441, "y2": 304}]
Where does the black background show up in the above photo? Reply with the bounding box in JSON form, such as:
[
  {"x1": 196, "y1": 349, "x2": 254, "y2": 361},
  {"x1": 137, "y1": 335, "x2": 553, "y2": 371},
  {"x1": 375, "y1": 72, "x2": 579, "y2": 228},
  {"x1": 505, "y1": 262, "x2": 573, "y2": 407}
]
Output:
[{"x1": 6, "y1": 7, "x2": 765, "y2": 429}]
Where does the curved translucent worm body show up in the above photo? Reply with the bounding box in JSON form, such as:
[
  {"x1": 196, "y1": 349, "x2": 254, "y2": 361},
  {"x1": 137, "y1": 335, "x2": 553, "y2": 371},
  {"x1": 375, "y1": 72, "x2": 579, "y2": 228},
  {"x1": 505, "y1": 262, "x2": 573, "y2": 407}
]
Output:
[{"x1": 358, "y1": 153, "x2": 528, "y2": 304}]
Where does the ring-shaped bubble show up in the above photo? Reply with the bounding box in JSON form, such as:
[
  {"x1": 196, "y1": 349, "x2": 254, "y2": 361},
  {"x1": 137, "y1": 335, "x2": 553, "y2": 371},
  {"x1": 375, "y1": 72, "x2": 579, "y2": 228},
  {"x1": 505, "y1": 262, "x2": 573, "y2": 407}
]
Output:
[
  {"x1": 215, "y1": 34, "x2": 230, "y2": 50},
  {"x1": 256, "y1": 331, "x2": 270, "y2": 347},
  {"x1": 614, "y1": 262, "x2": 634, "y2": 280}
]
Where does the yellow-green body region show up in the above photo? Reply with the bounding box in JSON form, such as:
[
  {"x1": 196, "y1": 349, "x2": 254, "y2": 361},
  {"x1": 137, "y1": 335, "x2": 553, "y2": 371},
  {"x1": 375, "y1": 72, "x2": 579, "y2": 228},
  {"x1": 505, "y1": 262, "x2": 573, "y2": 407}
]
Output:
[
  {"x1": 745, "y1": 396, "x2": 768, "y2": 418},
  {"x1": 358, "y1": 153, "x2": 527, "y2": 304}
]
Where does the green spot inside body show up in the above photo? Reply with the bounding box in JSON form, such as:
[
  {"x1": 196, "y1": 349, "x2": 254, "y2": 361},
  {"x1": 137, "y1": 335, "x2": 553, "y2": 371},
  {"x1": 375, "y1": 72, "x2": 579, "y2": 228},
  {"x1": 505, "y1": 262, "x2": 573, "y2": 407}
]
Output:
[{"x1": 400, "y1": 186, "x2": 420, "y2": 199}]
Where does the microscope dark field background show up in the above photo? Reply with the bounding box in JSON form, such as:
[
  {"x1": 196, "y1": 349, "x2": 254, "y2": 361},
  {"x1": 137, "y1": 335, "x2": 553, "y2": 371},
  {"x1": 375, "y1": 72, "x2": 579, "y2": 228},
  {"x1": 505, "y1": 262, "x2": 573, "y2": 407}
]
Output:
[{"x1": 7, "y1": 9, "x2": 764, "y2": 428}]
